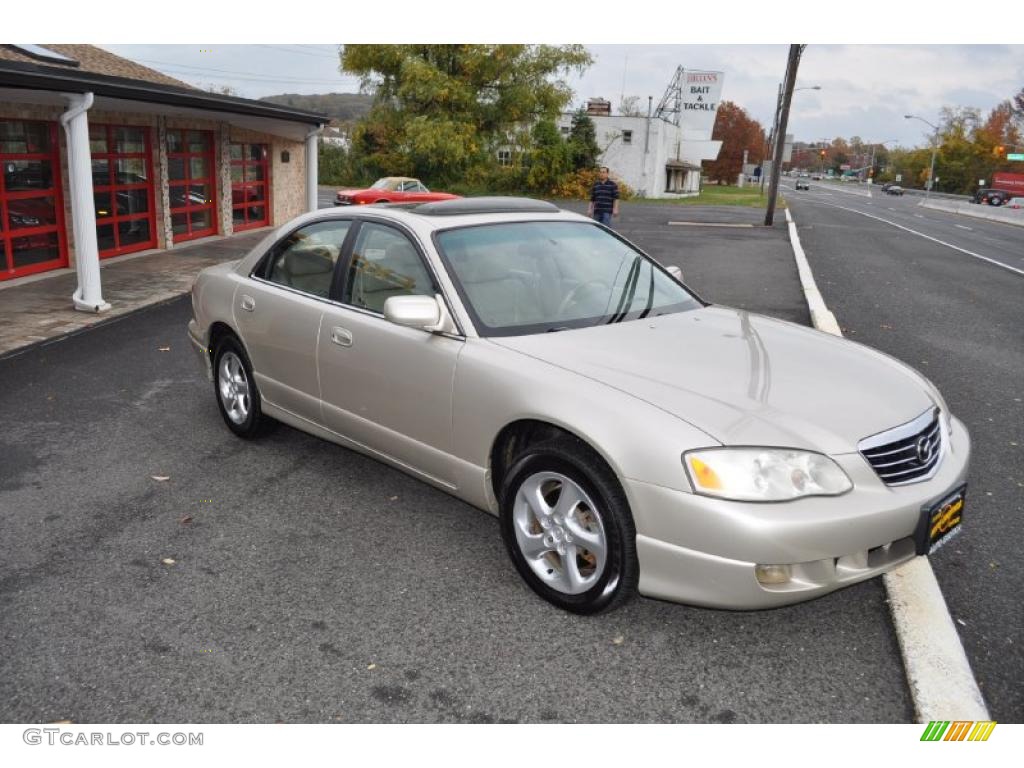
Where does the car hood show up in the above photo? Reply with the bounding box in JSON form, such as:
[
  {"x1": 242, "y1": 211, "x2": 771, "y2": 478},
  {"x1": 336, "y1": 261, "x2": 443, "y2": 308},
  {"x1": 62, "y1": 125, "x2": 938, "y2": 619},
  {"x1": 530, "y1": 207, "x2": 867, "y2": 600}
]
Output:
[{"x1": 490, "y1": 306, "x2": 936, "y2": 454}]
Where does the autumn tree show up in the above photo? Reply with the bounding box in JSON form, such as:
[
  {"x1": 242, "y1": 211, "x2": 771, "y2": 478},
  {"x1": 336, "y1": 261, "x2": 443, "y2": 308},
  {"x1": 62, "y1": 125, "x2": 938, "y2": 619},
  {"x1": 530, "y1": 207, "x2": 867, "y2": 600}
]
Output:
[
  {"x1": 340, "y1": 45, "x2": 591, "y2": 185},
  {"x1": 704, "y1": 101, "x2": 765, "y2": 184}
]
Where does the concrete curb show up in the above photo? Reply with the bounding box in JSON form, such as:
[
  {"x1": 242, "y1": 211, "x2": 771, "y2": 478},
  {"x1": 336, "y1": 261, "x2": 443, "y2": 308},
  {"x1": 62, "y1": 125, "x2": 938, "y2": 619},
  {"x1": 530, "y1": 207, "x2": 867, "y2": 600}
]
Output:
[{"x1": 783, "y1": 207, "x2": 990, "y2": 723}]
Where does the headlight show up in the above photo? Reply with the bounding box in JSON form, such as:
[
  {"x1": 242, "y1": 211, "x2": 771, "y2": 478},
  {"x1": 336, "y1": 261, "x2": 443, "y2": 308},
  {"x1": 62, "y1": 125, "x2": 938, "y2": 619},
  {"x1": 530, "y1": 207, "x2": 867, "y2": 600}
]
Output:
[{"x1": 683, "y1": 448, "x2": 852, "y2": 502}]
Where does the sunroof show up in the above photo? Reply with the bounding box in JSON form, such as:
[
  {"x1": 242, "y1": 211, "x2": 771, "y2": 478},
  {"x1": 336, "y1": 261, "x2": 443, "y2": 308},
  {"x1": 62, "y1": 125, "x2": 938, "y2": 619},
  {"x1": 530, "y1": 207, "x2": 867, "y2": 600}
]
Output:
[{"x1": 8, "y1": 45, "x2": 80, "y2": 66}]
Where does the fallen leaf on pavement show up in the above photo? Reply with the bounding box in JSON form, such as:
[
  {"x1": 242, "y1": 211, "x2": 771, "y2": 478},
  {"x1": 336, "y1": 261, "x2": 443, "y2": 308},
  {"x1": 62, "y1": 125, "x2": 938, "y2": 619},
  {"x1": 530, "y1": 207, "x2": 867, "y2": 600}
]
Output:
[
  {"x1": 158, "y1": 346, "x2": 171, "y2": 351},
  {"x1": 179, "y1": 515, "x2": 193, "y2": 525},
  {"x1": 612, "y1": 635, "x2": 624, "y2": 646},
  {"x1": 389, "y1": 496, "x2": 398, "y2": 501},
  {"x1": 162, "y1": 558, "x2": 176, "y2": 565},
  {"x1": 367, "y1": 663, "x2": 377, "y2": 670},
  {"x1": 151, "y1": 476, "x2": 170, "y2": 482}
]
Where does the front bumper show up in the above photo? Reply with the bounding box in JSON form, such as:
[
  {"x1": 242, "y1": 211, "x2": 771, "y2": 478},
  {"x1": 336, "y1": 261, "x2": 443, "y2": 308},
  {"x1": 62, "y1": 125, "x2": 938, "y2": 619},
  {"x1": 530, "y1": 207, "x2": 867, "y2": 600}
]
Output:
[
  {"x1": 628, "y1": 416, "x2": 971, "y2": 609},
  {"x1": 187, "y1": 319, "x2": 213, "y2": 382}
]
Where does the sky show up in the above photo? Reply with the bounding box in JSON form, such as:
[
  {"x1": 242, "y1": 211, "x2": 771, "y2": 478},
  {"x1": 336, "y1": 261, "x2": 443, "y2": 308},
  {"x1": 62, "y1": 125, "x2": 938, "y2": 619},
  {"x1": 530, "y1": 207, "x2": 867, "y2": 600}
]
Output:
[{"x1": 102, "y1": 44, "x2": 1024, "y2": 149}]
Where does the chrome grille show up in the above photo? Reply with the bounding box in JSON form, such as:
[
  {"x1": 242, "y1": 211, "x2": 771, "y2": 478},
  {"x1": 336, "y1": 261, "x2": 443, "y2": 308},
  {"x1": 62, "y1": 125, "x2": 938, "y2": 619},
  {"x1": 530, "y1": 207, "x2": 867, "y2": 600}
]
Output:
[{"x1": 859, "y1": 408, "x2": 943, "y2": 486}]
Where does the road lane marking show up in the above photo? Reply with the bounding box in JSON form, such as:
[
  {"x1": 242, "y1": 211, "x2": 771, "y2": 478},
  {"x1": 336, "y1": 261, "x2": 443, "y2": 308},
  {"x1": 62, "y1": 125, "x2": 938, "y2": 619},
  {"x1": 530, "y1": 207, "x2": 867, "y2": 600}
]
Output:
[
  {"x1": 792, "y1": 198, "x2": 1024, "y2": 277},
  {"x1": 784, "y1": 207, "x2": 990, "y2": 722},
  {"x1": 955, "y1": 224, "x2": 973, "y2": 231}
]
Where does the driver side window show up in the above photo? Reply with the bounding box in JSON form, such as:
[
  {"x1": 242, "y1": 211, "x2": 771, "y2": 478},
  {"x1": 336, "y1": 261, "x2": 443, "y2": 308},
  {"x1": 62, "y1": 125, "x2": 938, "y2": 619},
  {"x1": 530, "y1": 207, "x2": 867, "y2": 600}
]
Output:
[{"x1": 343, "y1": 223, "x2": 436, "y2": 314}]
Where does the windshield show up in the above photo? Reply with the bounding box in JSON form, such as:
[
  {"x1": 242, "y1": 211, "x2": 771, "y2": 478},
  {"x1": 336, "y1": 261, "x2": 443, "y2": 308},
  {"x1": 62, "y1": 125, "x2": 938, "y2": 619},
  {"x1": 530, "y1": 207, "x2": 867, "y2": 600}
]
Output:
[
  {"x1": 370, "y1": 178, "x2": 396, "y2": 190},
  {"x1": 436, "y1": 221, "x2": 702, "y2": 336}
]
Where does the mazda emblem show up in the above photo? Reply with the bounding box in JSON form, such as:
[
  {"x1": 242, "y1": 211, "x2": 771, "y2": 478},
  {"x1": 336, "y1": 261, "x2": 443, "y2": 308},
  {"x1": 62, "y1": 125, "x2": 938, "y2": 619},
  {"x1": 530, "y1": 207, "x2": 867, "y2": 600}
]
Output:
[{"x1": 916, "y1": 436, "x2": 933, "y2": 464}]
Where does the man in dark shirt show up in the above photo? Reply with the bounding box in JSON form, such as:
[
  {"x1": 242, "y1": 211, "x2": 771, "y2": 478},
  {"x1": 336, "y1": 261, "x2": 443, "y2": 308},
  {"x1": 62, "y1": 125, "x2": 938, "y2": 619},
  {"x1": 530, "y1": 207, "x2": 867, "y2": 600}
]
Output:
[{"x1": 588, "y1": 166, "x2": 619, "y2": 226}]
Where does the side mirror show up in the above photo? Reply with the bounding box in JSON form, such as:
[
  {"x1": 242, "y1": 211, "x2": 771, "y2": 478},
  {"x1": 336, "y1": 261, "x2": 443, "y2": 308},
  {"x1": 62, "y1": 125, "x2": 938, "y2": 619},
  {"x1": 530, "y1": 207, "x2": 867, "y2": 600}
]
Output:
[
  {"x1": 666, "y1": 265, "x2": 684, "y2": 282},
  {"x1": 383, "y1": 294, "x2": 456, "y2": 333},
  {"x1": 383, "y1": 295, "x2": 441, "y2": 329}
]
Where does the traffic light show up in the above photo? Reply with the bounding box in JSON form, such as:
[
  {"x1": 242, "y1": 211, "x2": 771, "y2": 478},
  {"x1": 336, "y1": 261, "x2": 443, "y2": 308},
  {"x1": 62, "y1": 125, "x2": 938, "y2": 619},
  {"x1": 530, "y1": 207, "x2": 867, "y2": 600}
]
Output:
[
  {"x1": 995, "y1": 145, "x2": 1005, "y2": 156},
  {"x1": 820, "y1": 149, "x2": 826, "y2": 157}
]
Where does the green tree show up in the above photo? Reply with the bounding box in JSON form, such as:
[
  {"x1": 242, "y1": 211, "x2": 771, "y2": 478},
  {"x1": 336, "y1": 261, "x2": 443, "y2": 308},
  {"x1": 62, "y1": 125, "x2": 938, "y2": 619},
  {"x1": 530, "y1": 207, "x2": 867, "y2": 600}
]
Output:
[
  {"x1": 567, "y1": 109, "x2": 600, "y2": 171},
  {"x1": 526, "y1": 119, "x2": 572, "y2": 192},
  {"x1": 339, "y1": 45, "x2": 591, "y2": 185}
]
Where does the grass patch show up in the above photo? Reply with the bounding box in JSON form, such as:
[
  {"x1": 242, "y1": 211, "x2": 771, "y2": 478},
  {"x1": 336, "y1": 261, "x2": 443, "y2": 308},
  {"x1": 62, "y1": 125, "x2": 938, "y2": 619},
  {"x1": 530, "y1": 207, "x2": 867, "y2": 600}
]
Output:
[{"x1": 636, "y1": 184, "x2": 783, "y2": 208}]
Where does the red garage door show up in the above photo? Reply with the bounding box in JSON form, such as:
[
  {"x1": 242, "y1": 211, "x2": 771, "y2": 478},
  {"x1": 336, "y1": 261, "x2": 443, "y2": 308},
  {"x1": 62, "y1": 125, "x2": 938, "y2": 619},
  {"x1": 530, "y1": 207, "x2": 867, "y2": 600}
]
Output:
[
  {"x1": 90, "y1": 124, "x2": 157, "y2": 258},
  {"x1": 167, "y1": 129, "x2": 218, "y2": 243},
  {"x1": 0, "y1": 119, "x2": 67, "y2": 281},
  {"x1": 230, "y1": 142, "x2": 270, "y2": 231}
]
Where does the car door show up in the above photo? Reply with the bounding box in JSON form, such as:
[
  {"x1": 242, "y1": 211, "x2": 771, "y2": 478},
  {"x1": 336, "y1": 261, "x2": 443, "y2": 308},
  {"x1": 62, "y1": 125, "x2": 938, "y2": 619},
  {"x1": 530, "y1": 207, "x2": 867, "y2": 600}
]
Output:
[
  {"x1": 317, "y1": 220, "x2": 463, "y2": 486},
  {"x1": 234, "y1": 219, "x2": 353, "y2": 424}
]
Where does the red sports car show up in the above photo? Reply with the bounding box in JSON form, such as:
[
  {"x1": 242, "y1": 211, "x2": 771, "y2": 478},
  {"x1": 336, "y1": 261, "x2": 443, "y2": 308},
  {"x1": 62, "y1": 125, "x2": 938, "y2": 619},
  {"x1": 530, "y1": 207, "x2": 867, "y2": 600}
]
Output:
[{"x1": 334, "y1": 177, "x2": 459, "y2": 206}]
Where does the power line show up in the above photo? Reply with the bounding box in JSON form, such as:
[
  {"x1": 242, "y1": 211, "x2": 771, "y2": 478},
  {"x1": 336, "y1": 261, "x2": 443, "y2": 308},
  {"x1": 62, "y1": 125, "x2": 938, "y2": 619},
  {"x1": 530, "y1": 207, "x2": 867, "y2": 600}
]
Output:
[
  {"x1": 132, "y1": 58, "x2": 360, "y2": 86},
  {"x1": 254, "y1": 44, "x2": 341, "y2": 60}
]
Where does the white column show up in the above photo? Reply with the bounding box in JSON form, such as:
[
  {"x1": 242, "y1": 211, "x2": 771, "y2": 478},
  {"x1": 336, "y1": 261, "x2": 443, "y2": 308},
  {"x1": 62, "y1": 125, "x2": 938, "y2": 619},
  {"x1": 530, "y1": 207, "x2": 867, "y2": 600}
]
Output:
[
  {"x1": 305, "y1": 125, "x2": 321, "y2": 213},
  {"x1": 60, "y1": 92, "x2": 110, "y2": 312}
]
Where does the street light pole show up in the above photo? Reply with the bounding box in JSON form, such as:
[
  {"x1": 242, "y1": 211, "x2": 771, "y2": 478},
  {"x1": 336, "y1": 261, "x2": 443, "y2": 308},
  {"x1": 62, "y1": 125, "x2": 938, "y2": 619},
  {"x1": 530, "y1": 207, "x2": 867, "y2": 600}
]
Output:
[{"x1": 905, "y1": 114, "x2": 940, "y2": 198}]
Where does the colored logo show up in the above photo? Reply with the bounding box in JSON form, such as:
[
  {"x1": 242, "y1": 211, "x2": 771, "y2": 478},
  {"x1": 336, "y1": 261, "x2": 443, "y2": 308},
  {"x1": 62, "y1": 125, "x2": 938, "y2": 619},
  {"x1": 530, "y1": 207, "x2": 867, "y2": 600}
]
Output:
[
  {"x1": 920, "y1": 721, "x2": 996, "y2": 741},
  {"x1": 931, "y1": 497, "x2": 964, "y2": 539}
]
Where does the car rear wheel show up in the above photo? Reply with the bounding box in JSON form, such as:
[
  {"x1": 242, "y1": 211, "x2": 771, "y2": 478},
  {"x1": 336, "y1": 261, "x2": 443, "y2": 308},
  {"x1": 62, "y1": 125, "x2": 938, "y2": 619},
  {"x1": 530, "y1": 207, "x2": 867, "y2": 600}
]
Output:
[
  {"x1": 499, "y1": 438, "x2": 638, "y2": 614},
  {"x1": 213, "y1": 336, "x2": 273, "y2": 438}
]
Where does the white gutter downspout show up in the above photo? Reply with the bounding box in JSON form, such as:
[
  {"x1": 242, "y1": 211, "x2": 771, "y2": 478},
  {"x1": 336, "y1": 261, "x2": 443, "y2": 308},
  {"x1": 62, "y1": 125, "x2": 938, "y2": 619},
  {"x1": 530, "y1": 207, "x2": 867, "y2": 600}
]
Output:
[
  {"x1": 60, "y1": 92, "x2": 110, "y2": 312},
  {"x1": 305, "y1": 124, "x2": 322, "y2": 213}
]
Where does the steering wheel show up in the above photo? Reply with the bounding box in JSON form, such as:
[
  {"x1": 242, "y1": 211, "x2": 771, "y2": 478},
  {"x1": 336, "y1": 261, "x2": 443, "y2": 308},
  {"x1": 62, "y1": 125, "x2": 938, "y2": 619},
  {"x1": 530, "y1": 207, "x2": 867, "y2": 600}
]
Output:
[{"x1": 556, "y1": 280, "x2": 610, "y2": 318}]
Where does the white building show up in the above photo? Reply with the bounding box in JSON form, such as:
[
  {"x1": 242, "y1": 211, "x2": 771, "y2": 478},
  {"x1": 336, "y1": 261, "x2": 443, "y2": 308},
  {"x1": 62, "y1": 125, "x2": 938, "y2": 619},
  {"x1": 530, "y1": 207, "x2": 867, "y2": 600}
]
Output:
[{"x1": 560, "y1": 69, "x2": 725, "y2": 199}]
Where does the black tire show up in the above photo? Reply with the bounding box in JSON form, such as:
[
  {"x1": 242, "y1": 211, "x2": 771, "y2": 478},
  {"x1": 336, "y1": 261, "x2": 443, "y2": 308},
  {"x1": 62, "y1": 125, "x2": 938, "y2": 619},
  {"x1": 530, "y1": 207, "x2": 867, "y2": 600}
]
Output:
[
  {"x1": 212, "y1": 335, "x2": 273, "y2": 439},
  {"x1": 990, "y1": 197, "x2": 1002, "y2": 207},
  {"x1": 499, "y1": 437, "x2": 638, "y2": 614}
]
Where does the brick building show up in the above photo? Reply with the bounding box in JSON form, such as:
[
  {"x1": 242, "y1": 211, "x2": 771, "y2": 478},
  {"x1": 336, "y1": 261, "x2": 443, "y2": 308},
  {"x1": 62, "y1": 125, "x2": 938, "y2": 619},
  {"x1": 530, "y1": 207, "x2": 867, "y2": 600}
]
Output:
[{"x1": 0, "y1": 44, "x2": 325, "y2": 310}]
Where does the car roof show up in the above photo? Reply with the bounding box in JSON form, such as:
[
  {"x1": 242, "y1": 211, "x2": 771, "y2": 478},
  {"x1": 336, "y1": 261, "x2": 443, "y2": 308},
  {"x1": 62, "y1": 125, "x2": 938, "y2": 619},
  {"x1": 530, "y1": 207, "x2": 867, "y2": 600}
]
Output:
[{"x1": 302, "y1": 197, "x2": 590, "y2": 233}]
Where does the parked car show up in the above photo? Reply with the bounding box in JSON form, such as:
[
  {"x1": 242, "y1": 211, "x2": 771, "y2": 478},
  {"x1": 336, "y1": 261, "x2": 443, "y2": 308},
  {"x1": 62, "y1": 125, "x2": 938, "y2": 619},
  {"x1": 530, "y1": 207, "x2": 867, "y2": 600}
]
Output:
[
  {"x1": 795, "y1": 179, "x2": 810, "y2": 191},
  {"x1": 1004, "y1": 197, "x2": 1024, "y2": 209},
  {"x1": 811, "y1": 174, "x2": 822, "y2": 180},
  {"x1": 884, "y1": 185, "x2": 905, "y2": 196},
  {"x1": 188, "y1": 197, "x2": 970, "y2": 614},
  {"x1": 335, "y1": 177, "x2": 460, "y2": 206},
  {"x1": 971, "y1": 188, "x2": 1012, "y2": 206}
]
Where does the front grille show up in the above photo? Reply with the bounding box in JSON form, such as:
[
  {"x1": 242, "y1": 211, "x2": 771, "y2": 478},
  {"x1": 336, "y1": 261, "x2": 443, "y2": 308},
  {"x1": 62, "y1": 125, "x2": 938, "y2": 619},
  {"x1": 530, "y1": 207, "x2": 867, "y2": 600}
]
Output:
[{"x1": 859, "y1": 408, "x2": 943, "y2": 486}]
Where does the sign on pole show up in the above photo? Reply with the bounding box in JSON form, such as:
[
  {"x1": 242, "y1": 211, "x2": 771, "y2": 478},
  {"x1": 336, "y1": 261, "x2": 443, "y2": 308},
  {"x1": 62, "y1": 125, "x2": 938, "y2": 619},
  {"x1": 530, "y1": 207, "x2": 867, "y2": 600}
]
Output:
[
  {"x1": 1007, "y1": 153, "x2": 1024, "y2": 161},
  {"x1": 895, "y1": 174, "x2": 902, "y2": 182}
]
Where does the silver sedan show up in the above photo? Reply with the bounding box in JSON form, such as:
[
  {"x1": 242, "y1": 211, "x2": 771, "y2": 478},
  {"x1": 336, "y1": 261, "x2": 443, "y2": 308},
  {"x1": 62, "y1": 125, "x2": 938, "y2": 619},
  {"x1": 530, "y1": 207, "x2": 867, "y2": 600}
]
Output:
[{"x1": 187, "y1": 198, "x2": 970, "y2": 613}]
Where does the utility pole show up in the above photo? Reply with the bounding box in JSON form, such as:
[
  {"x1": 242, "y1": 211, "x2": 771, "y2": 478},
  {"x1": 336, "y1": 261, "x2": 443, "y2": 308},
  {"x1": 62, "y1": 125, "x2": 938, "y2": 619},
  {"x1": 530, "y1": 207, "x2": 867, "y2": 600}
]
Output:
[{"x1": 765, "y1": 45, "x2": 804, "y2": 226}]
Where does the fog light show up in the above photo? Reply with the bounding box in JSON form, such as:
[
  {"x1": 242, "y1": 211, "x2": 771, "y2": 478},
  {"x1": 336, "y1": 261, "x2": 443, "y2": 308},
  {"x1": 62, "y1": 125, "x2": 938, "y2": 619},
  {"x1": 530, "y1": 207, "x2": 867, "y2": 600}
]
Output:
[{"x1": 755, "y1": 564, "x2": 792, "y2": 585}]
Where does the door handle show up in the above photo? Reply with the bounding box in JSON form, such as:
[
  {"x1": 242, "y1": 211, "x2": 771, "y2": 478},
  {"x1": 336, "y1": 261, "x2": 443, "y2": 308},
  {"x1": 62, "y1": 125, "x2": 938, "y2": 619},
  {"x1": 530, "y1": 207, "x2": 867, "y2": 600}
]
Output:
[
  {"x1": 240, "y1": 294, "x2": 255, "y2": 312},
  {"x1": 330, "y1": 326, "x2": 353, "y2": 347}
]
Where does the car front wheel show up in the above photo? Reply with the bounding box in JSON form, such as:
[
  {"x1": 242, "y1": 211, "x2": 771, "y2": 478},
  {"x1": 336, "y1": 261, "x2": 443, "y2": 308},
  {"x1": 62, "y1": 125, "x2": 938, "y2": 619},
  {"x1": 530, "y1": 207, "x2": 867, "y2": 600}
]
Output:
[{"x1": 499, "y1": 438, "x2": 638, "y2": 614}]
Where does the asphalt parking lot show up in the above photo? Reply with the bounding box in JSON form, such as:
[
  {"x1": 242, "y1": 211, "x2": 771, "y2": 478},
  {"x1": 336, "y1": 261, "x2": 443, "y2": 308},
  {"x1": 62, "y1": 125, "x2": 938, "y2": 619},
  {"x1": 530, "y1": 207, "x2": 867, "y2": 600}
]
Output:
[{"x1": 1, "y1": 201, "x2": 911, "y2": 723}]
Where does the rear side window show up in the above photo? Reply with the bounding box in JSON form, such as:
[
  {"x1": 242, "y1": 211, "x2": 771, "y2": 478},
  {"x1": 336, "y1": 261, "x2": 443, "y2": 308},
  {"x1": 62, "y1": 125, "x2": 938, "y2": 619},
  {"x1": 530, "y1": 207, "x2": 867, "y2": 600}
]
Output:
[
  {"x1": 343, "y1": 222, "x2": 436, "y2": 314},
  {"x1": 264, "y1": 220, "x2": 351, "y2": 298}
]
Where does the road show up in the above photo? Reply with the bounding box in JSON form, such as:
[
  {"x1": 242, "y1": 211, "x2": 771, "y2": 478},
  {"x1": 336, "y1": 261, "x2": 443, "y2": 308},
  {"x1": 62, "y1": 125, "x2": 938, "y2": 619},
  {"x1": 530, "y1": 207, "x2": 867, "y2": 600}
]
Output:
[
  {"x1": 794, "y1": 180, "x2": 1024, "y2": 274},
  {"x1": 785, "y1": 183, "x2": 1024, "y2": 720},
  {"x1": 0, "y1": 202, "x2": 913, "y2": 724}
]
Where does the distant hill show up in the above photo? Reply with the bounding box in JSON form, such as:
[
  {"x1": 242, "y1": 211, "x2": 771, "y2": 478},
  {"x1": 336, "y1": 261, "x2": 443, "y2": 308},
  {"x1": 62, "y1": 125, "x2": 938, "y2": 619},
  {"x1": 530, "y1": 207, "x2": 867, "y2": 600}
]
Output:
[{"x1": 259, "y1": 92, "x2": 374, "y2": 122}]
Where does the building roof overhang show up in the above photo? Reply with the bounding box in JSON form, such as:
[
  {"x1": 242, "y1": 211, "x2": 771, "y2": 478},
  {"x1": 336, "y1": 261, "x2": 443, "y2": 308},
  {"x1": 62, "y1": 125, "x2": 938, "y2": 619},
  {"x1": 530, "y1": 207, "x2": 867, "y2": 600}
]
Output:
[{"x1": 0, "y1": 59, "x2": 328, "y2": 128}]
